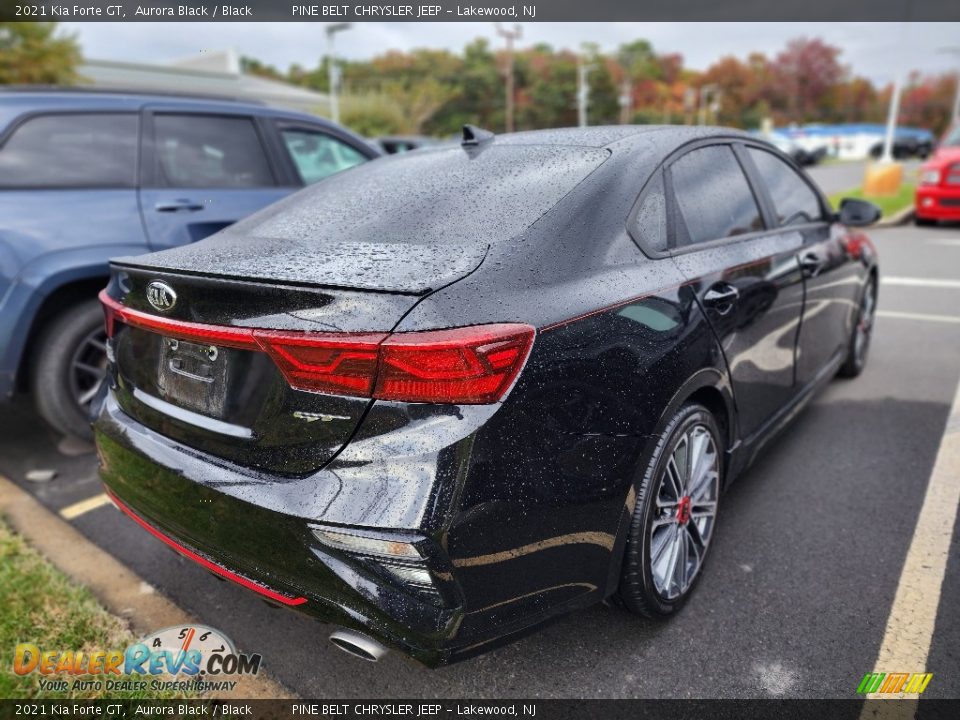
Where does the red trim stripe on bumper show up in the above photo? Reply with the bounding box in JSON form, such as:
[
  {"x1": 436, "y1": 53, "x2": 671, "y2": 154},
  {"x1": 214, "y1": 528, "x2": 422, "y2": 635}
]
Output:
[{"x1": 104, "y1": 487, "x2": 308, "y2": 607}]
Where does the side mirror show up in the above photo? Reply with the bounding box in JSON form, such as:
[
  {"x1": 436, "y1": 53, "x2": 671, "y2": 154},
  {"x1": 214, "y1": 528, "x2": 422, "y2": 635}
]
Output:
[{"x1": 838, "y1": 198, "x2": 881, "y2": 227}]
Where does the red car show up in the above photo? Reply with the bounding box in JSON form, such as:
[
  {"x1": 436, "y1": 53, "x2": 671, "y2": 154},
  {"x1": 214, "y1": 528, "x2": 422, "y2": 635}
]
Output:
[{"x1": 916, "y1": 124, "x2": 960, "y2": 224}]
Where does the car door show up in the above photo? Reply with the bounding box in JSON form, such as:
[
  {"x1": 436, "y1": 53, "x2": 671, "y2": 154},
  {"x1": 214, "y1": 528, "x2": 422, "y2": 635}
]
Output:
[
  {"x1": 664, "y1": 142, "x2": 806, "y2": 440},
  {"x1": 270, "y1": 121, "x2": 372, "y2": 187},
  {"x1": 138, "y1": 109, "x2": 291, "y2": 251},
  {"x1": 742, "y1": 145, "x2": 859, "y2": 388}
]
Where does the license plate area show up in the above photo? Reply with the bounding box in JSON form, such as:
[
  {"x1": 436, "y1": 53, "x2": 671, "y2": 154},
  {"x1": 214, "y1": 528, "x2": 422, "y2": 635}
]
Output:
[{"x1": 156, "y1": 336, "x2": 229, "y2": 417}]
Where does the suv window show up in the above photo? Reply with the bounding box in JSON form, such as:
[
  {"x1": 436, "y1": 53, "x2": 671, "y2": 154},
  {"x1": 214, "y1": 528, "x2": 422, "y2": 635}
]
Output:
[
  {"x1": 632, "y1": 171, "x2": 668, "y2": 252},
  {"x1": 0, "y1": 113, "x2": 138, "y2": 188},
  {"x1": 279, "y1": 127, "x2": 368, "y2": 185},
  {"x1": 153, "y1": 114, "x2": 274, "y2": 188},
  {"x1": 670, "y1": 145, "x2": 763, "y2": 247},
  {"x1": 748, "y1": 147, "x2": 823, "y2": 226}
]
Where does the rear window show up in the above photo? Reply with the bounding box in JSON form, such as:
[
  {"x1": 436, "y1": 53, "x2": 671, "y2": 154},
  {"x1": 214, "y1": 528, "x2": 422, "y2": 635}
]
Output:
[
  {"x1": 0, "y1": 113, "x2": 138, "y2": 188},
  {"x1": 233, "y1": 144, "x2": 609, "y2": 247}
]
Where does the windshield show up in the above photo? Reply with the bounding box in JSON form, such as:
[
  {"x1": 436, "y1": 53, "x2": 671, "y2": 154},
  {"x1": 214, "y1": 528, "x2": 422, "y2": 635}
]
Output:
[{"x1": 945, "y1": 126, "x2": 960, "y2": 147}]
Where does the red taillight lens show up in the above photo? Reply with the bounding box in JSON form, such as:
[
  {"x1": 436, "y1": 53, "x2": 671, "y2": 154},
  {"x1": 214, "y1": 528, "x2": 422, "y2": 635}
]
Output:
[
  {"x1": 254, "y1": 331, "x2": 386, "y2": 397},
  {"x1": 376, "y1": 324, "x2": 535, "y2": 404},
  {"x1": 99, "y1": 290, "x2": 534, "y2": 404}
]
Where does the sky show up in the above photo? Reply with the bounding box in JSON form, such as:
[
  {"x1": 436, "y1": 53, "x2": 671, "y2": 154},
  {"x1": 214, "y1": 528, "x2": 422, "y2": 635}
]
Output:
[{"x1": 64, "y1": 22, "x2": 960, "y2": 85}]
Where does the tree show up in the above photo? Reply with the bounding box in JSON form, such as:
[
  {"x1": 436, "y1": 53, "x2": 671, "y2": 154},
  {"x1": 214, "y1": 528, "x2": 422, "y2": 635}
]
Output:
[
  {"x1": 771, "y1": 37, "x2": 845, "y2": 122},
  {"x1": 0, "y1": 23, "x2": 80, "y2": 85}
]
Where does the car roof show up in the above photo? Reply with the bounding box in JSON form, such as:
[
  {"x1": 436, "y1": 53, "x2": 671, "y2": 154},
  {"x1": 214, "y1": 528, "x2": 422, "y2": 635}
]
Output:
[
  {"x1": 0, "y1": 87, "x2": 343, "y2": 131},
  {"x1": 493, "y1": 124, "x2": 749, "y2": 152}
]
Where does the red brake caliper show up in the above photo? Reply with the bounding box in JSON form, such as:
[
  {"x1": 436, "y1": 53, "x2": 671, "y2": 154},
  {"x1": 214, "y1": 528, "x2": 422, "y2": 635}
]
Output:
[{"x1": 676, "y1": 496, "x2": 692, "y2": 525}]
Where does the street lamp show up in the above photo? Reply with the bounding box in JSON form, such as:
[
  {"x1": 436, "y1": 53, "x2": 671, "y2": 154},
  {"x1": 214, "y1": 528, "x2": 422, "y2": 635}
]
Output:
[{"x1": 326, "y1": 22, "x2": 351, "y2": 124}]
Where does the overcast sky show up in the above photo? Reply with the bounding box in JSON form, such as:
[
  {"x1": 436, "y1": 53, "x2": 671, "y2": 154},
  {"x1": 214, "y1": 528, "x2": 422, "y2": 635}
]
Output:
[{"x1": 65, "y1": 22, "x2": 960, "y2": 85}]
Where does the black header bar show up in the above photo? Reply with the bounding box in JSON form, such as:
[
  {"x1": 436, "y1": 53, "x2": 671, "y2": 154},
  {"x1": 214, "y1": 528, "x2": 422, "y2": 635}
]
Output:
[{"x1": 3, "y1": 0, "x2": 960, "y2": 22}]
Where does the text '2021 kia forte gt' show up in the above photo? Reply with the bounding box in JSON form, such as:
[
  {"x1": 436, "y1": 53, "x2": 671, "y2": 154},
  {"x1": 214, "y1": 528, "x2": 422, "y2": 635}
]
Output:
[{"x1": 94, "y1": 125, "x2": 879, "y2": 666}]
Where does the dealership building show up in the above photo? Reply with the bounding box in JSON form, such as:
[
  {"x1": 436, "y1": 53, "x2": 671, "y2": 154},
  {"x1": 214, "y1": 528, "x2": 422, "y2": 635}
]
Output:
[{"x1": 77, "y1": 49, "x2": 331, "y2": 113}]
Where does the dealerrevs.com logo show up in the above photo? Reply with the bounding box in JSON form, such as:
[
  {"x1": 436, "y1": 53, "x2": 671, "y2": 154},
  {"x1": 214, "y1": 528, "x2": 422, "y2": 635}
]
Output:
[
  {"x1": 13, "y1": 625, "x2": 260, "y2": 694},
  {"x1": 857, "y1": 672, "x2": 933, "y2": 695}
]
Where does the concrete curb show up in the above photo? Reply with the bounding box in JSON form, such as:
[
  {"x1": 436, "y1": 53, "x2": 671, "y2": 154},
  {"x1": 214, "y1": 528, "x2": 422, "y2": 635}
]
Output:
[
  {"x1": 0, "y1": 473, "x2": 295, "y2": 700},
  {"x1": 874, "y1": 205, "x2": 915, "y2": 228}
]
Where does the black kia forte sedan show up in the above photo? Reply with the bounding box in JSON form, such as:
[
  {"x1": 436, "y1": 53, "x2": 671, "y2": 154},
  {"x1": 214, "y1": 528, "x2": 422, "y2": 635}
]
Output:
[{"x1": 94, "y1": 125, "x2": 880, "y2": 666}]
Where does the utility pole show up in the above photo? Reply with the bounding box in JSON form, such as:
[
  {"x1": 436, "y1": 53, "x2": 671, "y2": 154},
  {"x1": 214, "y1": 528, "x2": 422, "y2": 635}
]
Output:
[
  {"x1": 937, "y1": 46, "x2": 960, "y2": 124},
  {"x1": 495, "y1": 23, "x2": 522, "y2": 133},
  {"x1": 325, "y1": 22, "x2": 351, "y2": 125}
]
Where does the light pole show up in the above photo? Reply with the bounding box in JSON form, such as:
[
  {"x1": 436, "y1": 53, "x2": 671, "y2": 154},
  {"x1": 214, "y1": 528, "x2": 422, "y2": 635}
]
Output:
[
  {"x1": 326, "y1": 22, "x2": 351, "y2": 125},
  {"x1": 937, "y1": 46, "x2": 960, "y2": 124},
  {"x1": 495, "y1": 23, "x2": 522, "y2": 133},
  {"x1": 577, "y1": 53, "x2": 596, "y2": 128},
  {"x1": 697, "y1": 84, "x2": 719, "y2": 125},
  {"x1": 880, "y1": 22, "x2": 910, "y2": 163}
]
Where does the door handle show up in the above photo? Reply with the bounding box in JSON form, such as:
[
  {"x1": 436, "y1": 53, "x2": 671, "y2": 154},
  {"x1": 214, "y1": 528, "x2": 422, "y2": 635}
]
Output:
[
  {"x1": 800, "y1": 252, "x2": 824, "y2": 277},
  {"x1": 155, "y1": 199, "x2": 205, "y2": 212},
  {"x1": 703, "y1": 283, "x2": 740, "y2": 313}
]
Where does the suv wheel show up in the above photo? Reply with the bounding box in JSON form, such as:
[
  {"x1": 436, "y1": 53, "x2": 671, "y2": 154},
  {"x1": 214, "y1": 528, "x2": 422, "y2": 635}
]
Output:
[
  {"x1": 32, "y1": 299, "x2": 107, "y2": 441},
  {"x1": 618, "y1": 403, "x2": 722, "y2": 617}
]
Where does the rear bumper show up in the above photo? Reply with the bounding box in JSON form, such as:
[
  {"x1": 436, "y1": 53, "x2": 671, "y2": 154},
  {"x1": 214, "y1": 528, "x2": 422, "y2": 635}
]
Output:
[
  {"x1": 915, "y1": 185, "x2": 960, "y2": 220},
  {"x1": 95, "y1": 392, "x2": 465, "y2": 666}
]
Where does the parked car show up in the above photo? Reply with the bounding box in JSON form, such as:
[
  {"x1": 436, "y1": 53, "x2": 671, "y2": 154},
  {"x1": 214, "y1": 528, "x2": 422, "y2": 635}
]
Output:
[
  {"x1": 915, "y1": 123, "x2": 960, "y2": 225},
  {"x1": 869, "y1": 127, "x2": 936, "y2": 160},
  {"x1": 766, "y1": 132, "x2": 825, "y2": 166},
  {"x1": 0, "y1": 89, "x2": 381, "y2": 439},
  {"x1": 376, "y1": 135, "x2": 445, "y2": 154},
  {"x1": 94, "y1": 125, "x2": 879, "y2": 666}
]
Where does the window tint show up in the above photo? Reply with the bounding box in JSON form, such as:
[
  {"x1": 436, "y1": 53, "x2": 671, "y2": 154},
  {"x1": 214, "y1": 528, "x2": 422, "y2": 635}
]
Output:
[
  {"x1": 670, "y1": 145, "x2": 763, "y2": 246},
  {"x1": 633, "y1": 171, "x2": 668, "y2": 252},
  {"x1": 153, "y1": 114, "x2": 274, "y2": 188},
  {"x1": 279, "y1": 128, "x2": 368, "y2": 185},
  {"x1": 0, "y1": 114, "x2": 137, "y2": 188},
  {"x1": 748, "y1": 147, "x2": 823, "y2": 226}
]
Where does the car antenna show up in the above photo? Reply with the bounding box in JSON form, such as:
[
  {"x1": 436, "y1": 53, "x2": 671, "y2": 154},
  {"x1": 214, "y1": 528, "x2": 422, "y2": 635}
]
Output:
[{"x1": 461, "y1": 124, "x2": 495, "y2": 148}]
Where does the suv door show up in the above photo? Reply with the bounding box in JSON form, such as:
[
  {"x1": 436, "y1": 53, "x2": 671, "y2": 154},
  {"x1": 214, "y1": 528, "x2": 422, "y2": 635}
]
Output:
[
  {"x1": 138, "y1": 109, "x2": 291, "y2": 251},
  {"x1": 742, "y1": 145, "x2": 858, "y2": 387},
  {"x1": 663, "y1": 142, "x2": 805, "y2": 440}
]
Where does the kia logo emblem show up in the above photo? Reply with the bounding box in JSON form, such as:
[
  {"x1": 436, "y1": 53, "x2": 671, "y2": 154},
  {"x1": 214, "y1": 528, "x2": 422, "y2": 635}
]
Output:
[{"x1": 146, "y1": 281, "x2": 177, "y2": 312}]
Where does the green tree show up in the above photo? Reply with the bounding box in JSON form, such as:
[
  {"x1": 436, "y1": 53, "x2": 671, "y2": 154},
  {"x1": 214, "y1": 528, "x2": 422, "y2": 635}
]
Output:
[{"x1": 0, "y1": 23, "x2": 80, "y2": 85}]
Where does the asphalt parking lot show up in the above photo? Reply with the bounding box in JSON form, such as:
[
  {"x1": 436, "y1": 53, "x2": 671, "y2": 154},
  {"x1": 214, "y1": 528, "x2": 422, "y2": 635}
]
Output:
[{"x1": 1, "y1": 221, "x2": 958, "y2": 699}]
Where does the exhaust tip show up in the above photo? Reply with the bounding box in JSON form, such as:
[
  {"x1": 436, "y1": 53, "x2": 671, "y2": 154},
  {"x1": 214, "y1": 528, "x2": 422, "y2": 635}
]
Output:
[{"x1": 329, "y1": 629, "x2": 388, "y2": 662}]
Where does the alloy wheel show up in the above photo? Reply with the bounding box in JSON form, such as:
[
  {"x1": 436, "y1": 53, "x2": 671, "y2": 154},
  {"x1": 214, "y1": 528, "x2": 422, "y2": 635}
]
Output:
[
  {"x1": 68, "y1": 326, "x2": 108, "y2": 411},
  {"x1": 649, "y1": 424, "x2": 719, "y2": 600}
]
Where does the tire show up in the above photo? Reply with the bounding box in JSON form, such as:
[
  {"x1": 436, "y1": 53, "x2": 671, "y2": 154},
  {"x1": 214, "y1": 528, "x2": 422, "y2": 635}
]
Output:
[
  {"x1": 915, "y1": 216, "x2": 936, "y2": 227},
  {"x1": 838, "y1": 276, "x2": 877, "y2": 379},
  {"x1": 32, "y1": 299, "x2": 108, "y2": 440},
  {"x1": 617, "y1": 403, "x2": 723, "y2": 618}
]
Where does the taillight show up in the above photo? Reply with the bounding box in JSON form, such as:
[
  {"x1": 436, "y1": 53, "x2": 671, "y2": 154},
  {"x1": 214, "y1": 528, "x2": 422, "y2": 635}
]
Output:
[
  {"x1": 254, "y1": 331, "x2": 386, "y2": 397},
  {"x1": 99, "y1": 290, "x2": 534, "y2": 404},
  {"x1": 376, "y1": 324, "x2": 535, "y2": 403}
]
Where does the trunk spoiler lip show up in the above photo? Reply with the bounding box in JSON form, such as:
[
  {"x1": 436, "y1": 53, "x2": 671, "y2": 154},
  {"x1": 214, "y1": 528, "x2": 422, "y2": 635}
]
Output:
[{"x1": 107, "y1": 259, "x2": 432, "y2": 297}]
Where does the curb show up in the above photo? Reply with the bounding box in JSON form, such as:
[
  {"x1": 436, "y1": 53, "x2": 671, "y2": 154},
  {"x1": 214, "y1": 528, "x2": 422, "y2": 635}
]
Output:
[
  {"x1": 874, "y1": 205, "x2": 915, "y2": 228},
  {"x1": 0, "y1": 473, "x2": 295, "y2": 700}
]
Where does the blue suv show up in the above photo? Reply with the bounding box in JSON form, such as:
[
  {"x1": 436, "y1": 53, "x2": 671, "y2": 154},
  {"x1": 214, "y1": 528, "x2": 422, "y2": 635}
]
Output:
[{"x1": 0, "y1": 90, "x2": 381, "y2": 439}]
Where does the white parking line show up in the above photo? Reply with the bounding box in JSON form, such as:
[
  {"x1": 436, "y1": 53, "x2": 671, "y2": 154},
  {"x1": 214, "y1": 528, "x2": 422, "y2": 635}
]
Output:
[
  {"x1": 59, "y1": 493, "x2": 112, "y2": 520},
  {"x1": 877, "y1": 310, "x2": 960, "y2": 325},
  {"x1": 882, "y1": 276, "x2": 960, "y2": 290},
  {"x1": 926, "y1": 239, "x2": 960, "y2": 247},
  {"x1": 863, "y1": 378, "x2": 960, "y2": 703}
]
